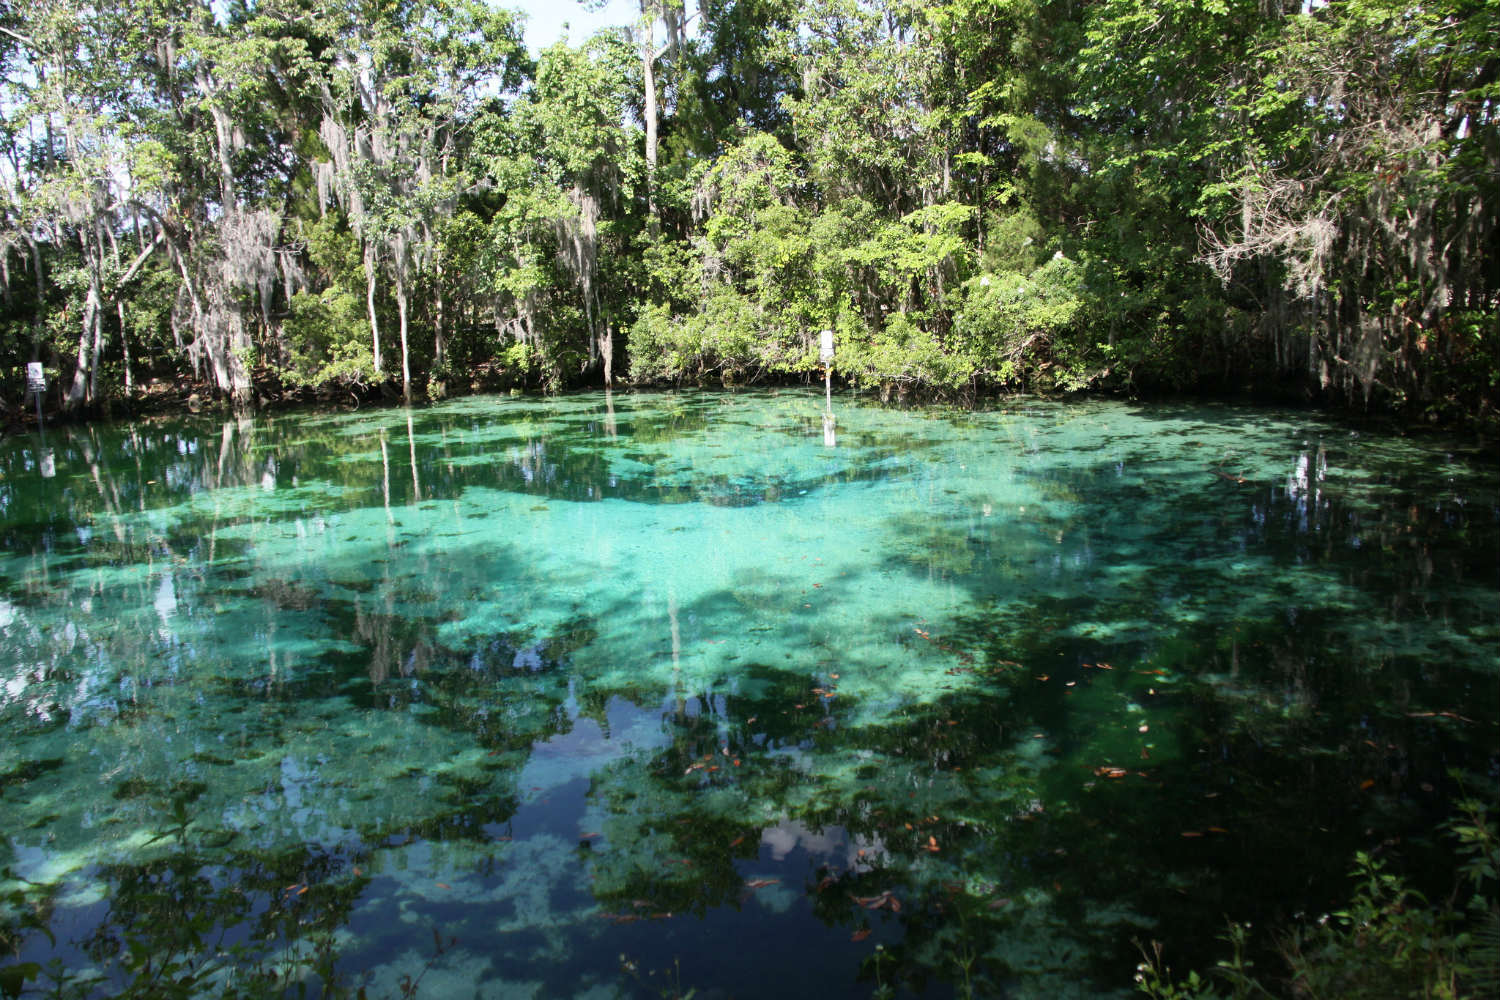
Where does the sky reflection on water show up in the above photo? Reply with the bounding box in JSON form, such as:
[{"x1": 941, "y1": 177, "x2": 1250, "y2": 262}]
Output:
[{"x1": 1, "y1": 390, "x2": 1497, "y2": 999}]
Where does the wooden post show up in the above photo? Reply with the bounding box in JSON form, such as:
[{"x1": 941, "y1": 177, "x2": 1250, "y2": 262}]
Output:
[{"x1": 819, "y1": 329, "x2": 834, "y2": 412}]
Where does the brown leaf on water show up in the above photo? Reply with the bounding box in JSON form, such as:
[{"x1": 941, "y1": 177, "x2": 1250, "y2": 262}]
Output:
[
  {"x1": 1181, "y1": 831, "x2": 1204, "y2": 838},
  {"x1": 730, "y1": 835, "x2": 746, "y2": 847},
  {"x1": 435, "y1": 883, "x2": 450, "y2": 890},
  {"x1": 1359, "y1": 779, "x2": 1376, "y2": 790},
  {"x1": 851, "y1": 928, "x2": 872, "y2": 942},
  {"x1": 1207, "y1": 826, "x2": 1229, "y2": 834}
]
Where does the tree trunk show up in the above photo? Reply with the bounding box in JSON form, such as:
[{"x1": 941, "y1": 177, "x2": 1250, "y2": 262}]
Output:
[
  {"x1": 434, "y1": 258, "x2": 447, "y2": 376},
  {"x1": 640, "y1": 5, "x2": 659, "y2": 225},
  {"x1": 64, "y1": 278, "x2": 101, "y2": 410},
  {"x1": 395, "y1": 270, "x2": 412, "y2": 403},
  {"x1": 65, "y1": 230, "x2": 105, "y2": 411},
  {"x1": 602, "y1": 319, "x2": 614, "y2": 388},
  {"x1": 364, "y1": 242, "x2": 383, "y2": 377},
  {"x1": 118, "y1": 298, "x2": 133, "y2": 397}
]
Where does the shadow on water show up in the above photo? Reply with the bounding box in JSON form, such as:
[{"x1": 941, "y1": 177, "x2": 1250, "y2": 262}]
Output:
[{"x1": 1, "y1": 391, "x2": 1496, "y2": 999}]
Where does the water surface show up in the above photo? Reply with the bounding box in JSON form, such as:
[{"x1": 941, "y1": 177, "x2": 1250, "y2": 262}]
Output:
[{"x1": 2, "y1": 390, "x2": 1497, "y2": 998}]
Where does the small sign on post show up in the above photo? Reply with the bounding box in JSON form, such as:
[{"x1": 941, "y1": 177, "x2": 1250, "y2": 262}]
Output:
[
  {"x1": 26, "y1": 362, "x2": 46, "y2": 433},
  {"x1": 819, "y1": 329, "x2": 834, "y2": 363}
]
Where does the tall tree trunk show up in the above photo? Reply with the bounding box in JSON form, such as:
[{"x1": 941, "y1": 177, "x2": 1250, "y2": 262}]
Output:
[
  {"x1": 395, "y1": 270, "x2": 412, "y2": 403},
  {"x1": 65, "y1": 279, "x2": 101, "y2": 410},
  {"x1": 601, "y1": 320, "x2": 614, "y2": 388},
  {"x1": 640, "y1": 4, "x2": 660, "y2": 226},
  {"x1": 65, "y1": 232, "x2": 105, "y2": 410},
  {"x1": 364, "y1": 242, "x2": 383, "y2": 377},
  {"x1": 118, "y1": 298, "x2": 132, "y2": 397},
  {"x1": 433, "y1": 258, "x2": 446, "y2": 380}
]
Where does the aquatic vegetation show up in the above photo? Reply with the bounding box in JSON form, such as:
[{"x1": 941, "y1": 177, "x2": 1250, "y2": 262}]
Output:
[{"x1": 1, "y1": 391, "x2": 1496, "y2": 998}]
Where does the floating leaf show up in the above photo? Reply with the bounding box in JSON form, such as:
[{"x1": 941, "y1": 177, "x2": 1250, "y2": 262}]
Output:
[{"x1": 851, "y1": 928, "x2": 872, "y2": 942}]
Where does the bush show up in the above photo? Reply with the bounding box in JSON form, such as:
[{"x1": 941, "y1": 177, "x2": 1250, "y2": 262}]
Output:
[{"x1": 1136, "y1": 799, "x2": 1499, "y2": 1000}]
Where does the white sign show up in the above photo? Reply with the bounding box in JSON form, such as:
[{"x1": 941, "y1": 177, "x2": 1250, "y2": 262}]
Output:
[
  {"x1": 819, "y1": 329, "x2": 834, "y2": 362},
  {"x1": 26, "y1": 362, "x2": 45, "y2": 393}
]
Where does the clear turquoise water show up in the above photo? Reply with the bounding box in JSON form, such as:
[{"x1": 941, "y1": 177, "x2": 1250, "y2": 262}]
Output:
[{"x1": 1, "y1": 390, "x2": 1496, "y2": 998}]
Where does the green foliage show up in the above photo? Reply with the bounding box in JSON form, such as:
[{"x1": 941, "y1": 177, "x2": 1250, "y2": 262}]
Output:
[
  {"x1": 952, "y1": 252, "x2": 1086, "y2": 389},
  {"x1": 0, "y1": 0, "x2": 1495, "y2": 421},
  {"x1": 1137, "y1": 799, "x2": 1500, "y2": 1000},
  {"x1": 279, "y1": 288, "x2": 375, "y2": 389}
]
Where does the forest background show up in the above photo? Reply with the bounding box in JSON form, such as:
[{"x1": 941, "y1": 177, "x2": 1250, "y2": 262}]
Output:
[{"x1": 0, "y1": 0, "x2": 1496, "y2": 426}]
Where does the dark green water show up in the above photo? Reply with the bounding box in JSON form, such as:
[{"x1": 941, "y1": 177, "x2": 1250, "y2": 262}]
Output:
[{"x1": 1, "y1": 390, "x2": 1496, "y2": 999}]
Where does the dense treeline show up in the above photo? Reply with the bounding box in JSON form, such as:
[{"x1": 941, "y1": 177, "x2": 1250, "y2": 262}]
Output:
[{"x1": 1, "y1": 0, "x2": 1496, "y2": 423}]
